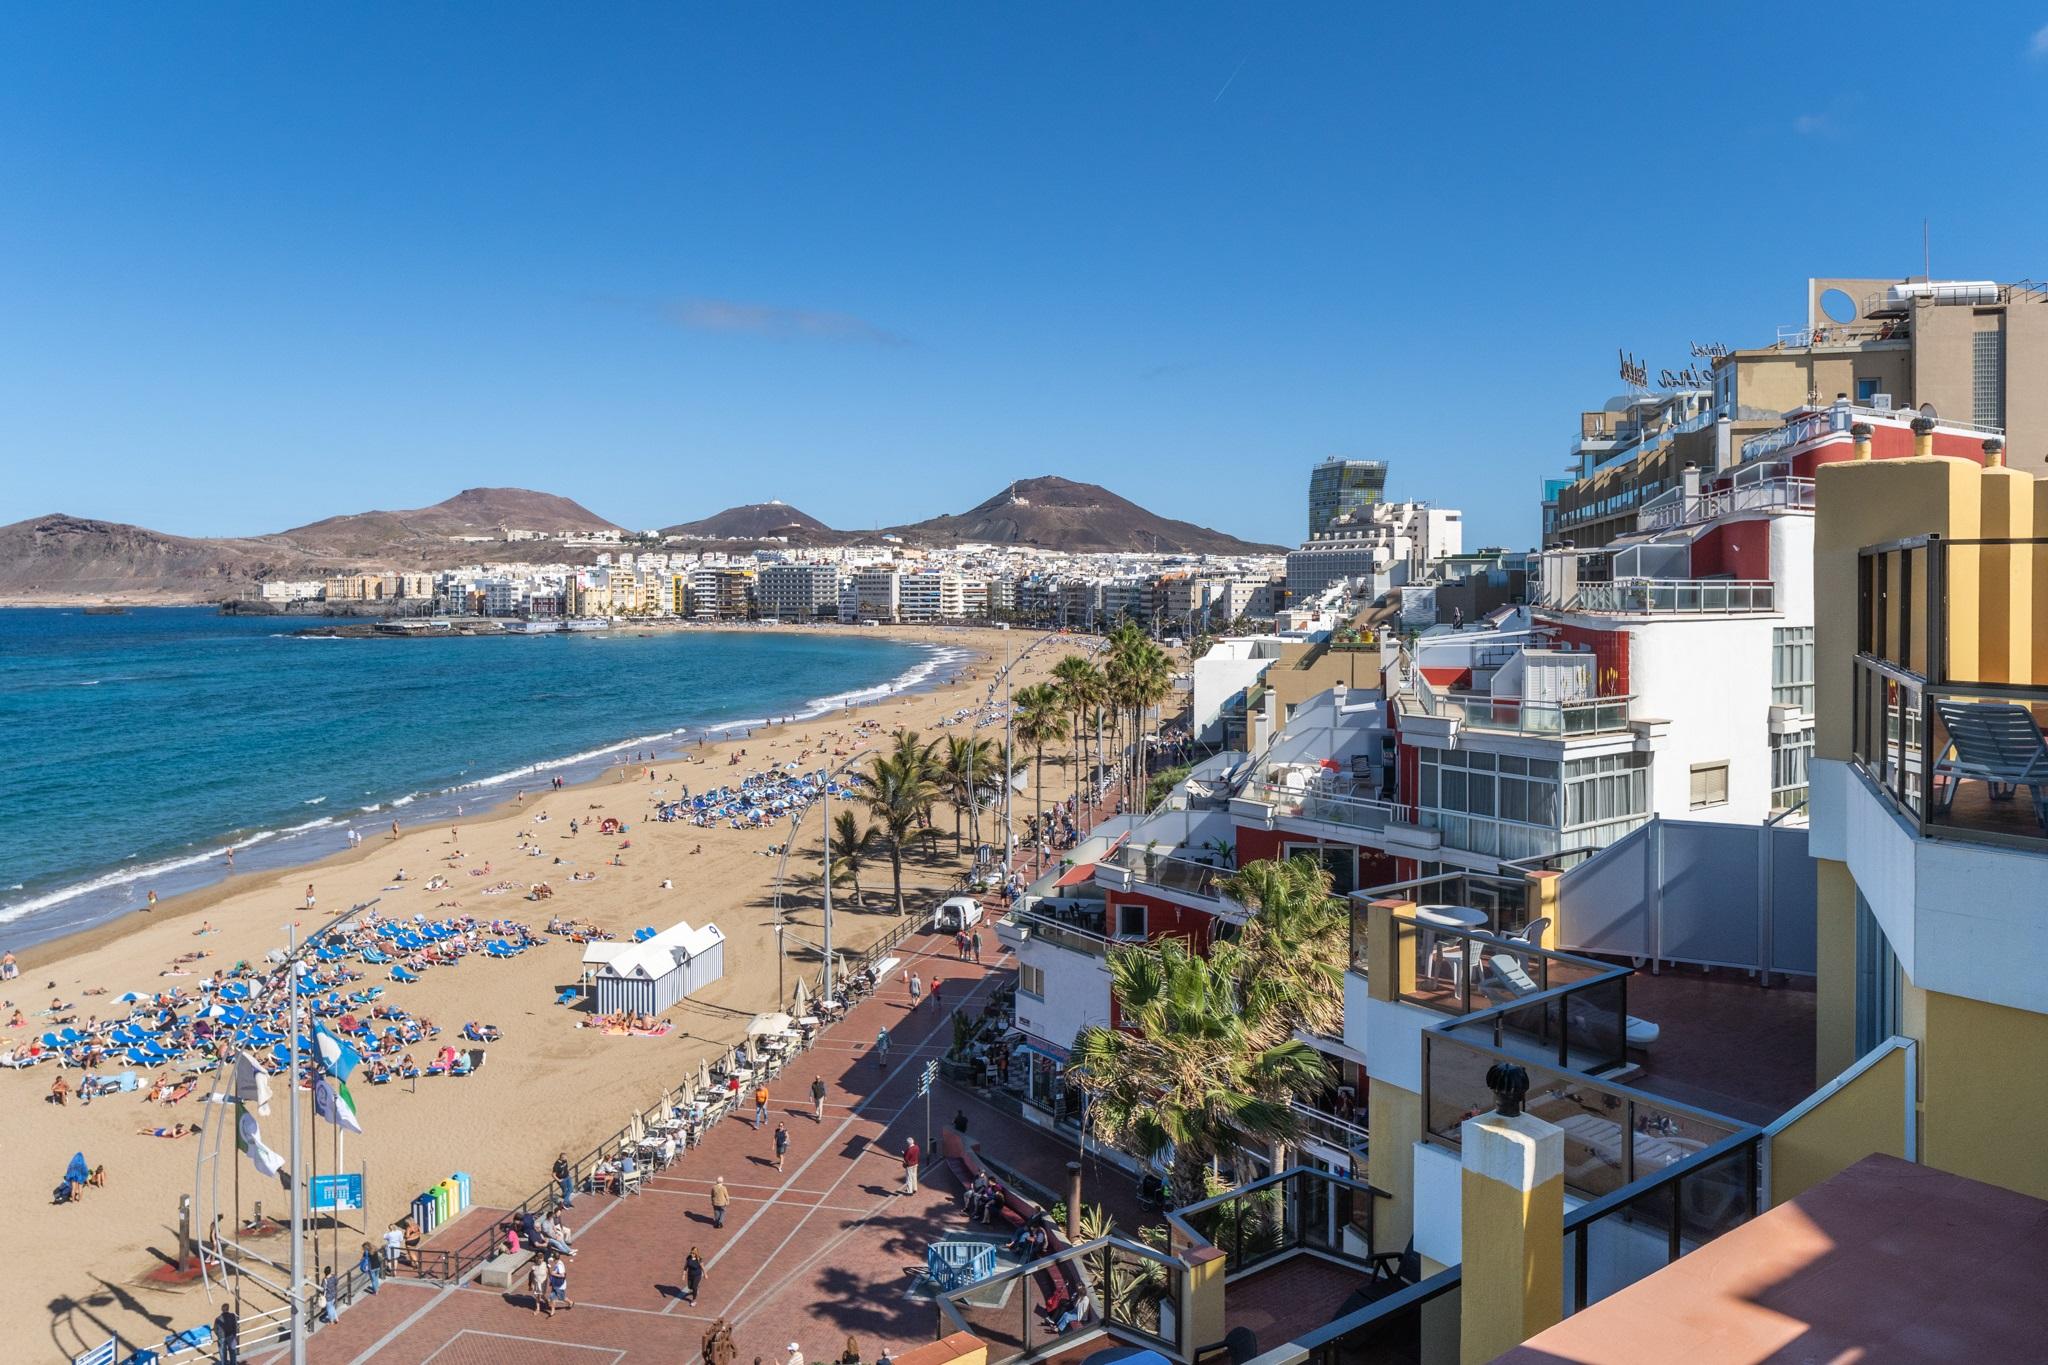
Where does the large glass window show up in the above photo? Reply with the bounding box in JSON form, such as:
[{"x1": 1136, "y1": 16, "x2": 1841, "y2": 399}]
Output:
[
  {"x1": 1772, "y1": 626, "x2": 1815, "y2": 713},
  {"x1": 1562, "y1": 752, "x2": 1650, "y2": 848},
  {"x1": 1416, "y1": 749, "x2": 1564, "y2": 859},
  {"x1": 1771, "y1": 727, "x2": 1813, "y2": 811}
]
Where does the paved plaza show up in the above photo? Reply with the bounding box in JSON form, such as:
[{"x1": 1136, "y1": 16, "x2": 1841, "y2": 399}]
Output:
[{"x1": 256, "y1": 926, "x2": 1047, "y2": 1365}]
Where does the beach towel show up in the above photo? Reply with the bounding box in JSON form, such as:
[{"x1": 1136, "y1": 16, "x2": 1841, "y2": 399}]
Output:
[{"x1": 65, "y1": 1152, "x2": 89, "y2": 1187}]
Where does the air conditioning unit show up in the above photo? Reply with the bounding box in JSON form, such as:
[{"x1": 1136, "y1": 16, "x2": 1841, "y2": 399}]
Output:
[{"x1": 1870, "y1": 394, "x2": 1894, "y2": 411}]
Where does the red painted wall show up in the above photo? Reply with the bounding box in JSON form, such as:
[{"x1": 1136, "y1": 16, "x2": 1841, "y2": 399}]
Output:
[
  {"x1": 1418, "y1": 666, "x2": 1472, "y2": 690},
  {"x1": 1787, "y1": 427, "x2": 1990, "y2": 478},
  {"x1": 1687, "y1": 518, "x2": 1773, "y2": 580},
  {"x1": 1550, "y1": 622, "x2": 1631, "y2": 697},
  {"x1": 1105, "y1": 889, "x2": 1215, "y2": 953}
]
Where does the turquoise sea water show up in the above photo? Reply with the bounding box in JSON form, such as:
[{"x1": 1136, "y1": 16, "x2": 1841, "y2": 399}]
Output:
[{"x1": 0, "y1": 609, "x2": 953, "y2": 949}]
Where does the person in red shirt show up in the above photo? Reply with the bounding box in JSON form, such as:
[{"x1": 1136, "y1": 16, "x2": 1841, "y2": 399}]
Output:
[{"x1": 901, "y1": 1138, "x2": 920, "y2": 1195}]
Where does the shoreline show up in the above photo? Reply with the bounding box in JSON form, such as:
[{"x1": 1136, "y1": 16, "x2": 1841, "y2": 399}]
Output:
[
  {"x1": 1, "y1": 622, "x2": 1088, "y2": 1362},
  {"x1": 0, "y1": 619, "x2": 1001, "y2": 960}
]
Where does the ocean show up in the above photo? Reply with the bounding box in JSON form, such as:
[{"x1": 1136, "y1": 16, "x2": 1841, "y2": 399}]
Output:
[{"x1": 0, "y1": 608, "x2": 957, "y2": 950}]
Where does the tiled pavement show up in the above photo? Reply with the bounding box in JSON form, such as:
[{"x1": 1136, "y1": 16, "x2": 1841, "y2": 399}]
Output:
[{"x1": 266, "y1": 929, "x2": 1039, "y2": 1365}]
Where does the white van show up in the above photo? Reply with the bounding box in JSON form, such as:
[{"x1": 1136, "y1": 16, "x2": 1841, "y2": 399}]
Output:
[{"x1": 933, "y1": 895, "x2": 985, "y2": 932}]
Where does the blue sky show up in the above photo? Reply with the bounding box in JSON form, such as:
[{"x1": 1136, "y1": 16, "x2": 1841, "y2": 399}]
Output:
[{"x1": 5, "y1": 5, "x2": 2048, "y2": 549}]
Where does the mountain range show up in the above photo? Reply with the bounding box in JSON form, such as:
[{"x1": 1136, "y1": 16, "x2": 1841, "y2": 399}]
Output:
[{"x1": 0, "y1": 477, "x2": 1282, "y2": 603}]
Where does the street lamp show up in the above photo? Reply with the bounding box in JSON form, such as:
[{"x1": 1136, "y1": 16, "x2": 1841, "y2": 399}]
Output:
[{"x1": 774, "y1": 923, "x2": 785, "y2": 1005}]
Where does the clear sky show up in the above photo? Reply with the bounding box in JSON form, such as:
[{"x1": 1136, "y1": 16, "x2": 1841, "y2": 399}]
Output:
[{"x1": 5, "y1": 5, "x2": 2048, "y2": 550}]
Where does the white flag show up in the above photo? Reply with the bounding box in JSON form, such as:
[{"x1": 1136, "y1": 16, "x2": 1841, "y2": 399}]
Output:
[
  {"x1": 234, "y1": 1051, "x2": 273, "y2": 1117},
  {"x1": 237, "y1": 1104, "x2": 287, "y2": 1183},
  {"x1": 312, "y1": 1076, "x2": 364, "y2": 1135}
]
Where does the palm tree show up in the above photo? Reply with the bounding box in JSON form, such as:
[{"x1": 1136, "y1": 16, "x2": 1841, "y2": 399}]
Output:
[
  {"x1": 1013, "y1": 683, "x2": 1065, "y2": 856},
  {"x1": 829, "y1": 809, "x2": 877, "y2": 908},
  {"x1": 1051, "y1": 653, "x2": 1104, "y2": 816},
  {"x1": 1104, "y1": 625, "x2": 1174, "y2": 810},
  {"x1": 857, "y1": 731, "x2": 943, "y2": 916},
  {"x1": 1069, "y1": 938, "x2": 1330, "y2": 1204},
  {"x1": 1223, "y1": 855, "x2": 1349, "y2": 1041},
  {"x1": 939, "y1": 733, "x2": 1000, "y2": 856}
]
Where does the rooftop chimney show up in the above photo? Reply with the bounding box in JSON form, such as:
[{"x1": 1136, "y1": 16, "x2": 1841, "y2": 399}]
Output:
[
  {"x1": 1851, "y1": 421, "x2": 1874, "y2": 461},
  {"x1": 1983, "y1": 436, "x2": 2006, "y2": 468},
  {"x1": 1911, "y1": 415, "x2": 1937, "y2": 458},
  {"x1": 1714, "y1": 414, "x2": 1732, "y2": 470}
]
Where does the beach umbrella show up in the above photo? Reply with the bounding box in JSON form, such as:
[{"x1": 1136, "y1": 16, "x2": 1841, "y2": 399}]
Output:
[
  {"x1": 748, "y1": 1013, "x2": 794, "y2": 1038},
  {"x1": 115, "y1": 991, "x2": 147, "y2": 1005},
  {"x1": 791, "y1": 978, "x2": 810, "y2": 1013},
  {"x1": 698, "y1": 1057, "x2": 713, "y2": 1094}
]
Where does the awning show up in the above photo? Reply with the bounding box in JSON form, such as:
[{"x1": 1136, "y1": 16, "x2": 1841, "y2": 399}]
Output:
[
  {"x1": 1012, "y1": 1035, "x2": 1069, "y2": 1065},
  {"x1": 1055, "y1": 863, "x2": 1098, "y2": 888}
]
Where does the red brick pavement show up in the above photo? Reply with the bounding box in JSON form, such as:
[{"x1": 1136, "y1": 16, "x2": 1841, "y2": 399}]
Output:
[{"x1": 273, "y1": 930, "x2": 1054, "y2": 1365}]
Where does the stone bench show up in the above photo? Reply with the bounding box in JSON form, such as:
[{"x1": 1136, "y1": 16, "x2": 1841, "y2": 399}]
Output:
[{"x1": 478, "y1": 1249, "x2": 533, "y2": 1290}]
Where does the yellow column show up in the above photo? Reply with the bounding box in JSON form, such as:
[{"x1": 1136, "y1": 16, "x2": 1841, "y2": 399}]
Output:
[
  {"x1": 1173, "y1": 1242, "x2": 1228, "y2": 1353},
  {"x1": 1521, "y1": 872, "x2": 1560, "y2": 947},
  {"x1": 1976, "y1": 443, "x2": 2031, "y2": 685},
  {"x1": 1369, "y1": 1081, "x2": 1421, "y2": 1255},
  {"x1": 1366, "y1": 898, "x2": 1418, "y2": 1003},
  {"x1": 1459, "y1": 1107, "x2": 1564, "y2": 1363},
  {"x1": 1813, "y1": 859, "x2": 1859, "y2": 1084}
]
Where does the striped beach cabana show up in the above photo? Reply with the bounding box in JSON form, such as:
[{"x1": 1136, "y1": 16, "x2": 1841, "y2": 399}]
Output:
[{"x1": 587, "y1": 920, "x2": 726, "y2": 1017}]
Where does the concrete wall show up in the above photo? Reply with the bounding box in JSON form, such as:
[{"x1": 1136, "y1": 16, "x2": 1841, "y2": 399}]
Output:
[{"x1": 1766, "y1": 1042, "x2": 1910, "y2": 1206}]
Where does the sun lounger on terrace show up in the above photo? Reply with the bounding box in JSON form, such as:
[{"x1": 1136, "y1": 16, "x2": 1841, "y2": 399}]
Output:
[{"x1": 1933, "y1": 698, "x2": 2048, "y2": 829}]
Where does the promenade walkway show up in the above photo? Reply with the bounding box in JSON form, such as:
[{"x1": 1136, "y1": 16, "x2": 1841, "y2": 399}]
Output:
[{"x1": 270, "y1": 927, "x2": 1036, "y2": 1365}]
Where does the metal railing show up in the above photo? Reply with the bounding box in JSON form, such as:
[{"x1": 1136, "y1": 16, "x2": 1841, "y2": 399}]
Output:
[
  {"x1": 933, "y1": 1235, "x2": 1186, "y2": 1365},
  {"x1": 1238, "y1": 1266, "x2": 1464, "y2": 1365},
  {"x1": 1010, "y1": 906, "x2": 1113, "y2": 957},
  {"x1": 1635, "y1": 475, "x2": 1815, "y2": 532},
  {"x1": 1289, "y1": 1100, "x2": 1372, "y2": 1158},
  {"x1": 1422, "y1": 1028, "x2": 1746, "y2": 1199},
  {"x1": 1563, "y1": 1127, "x2": 1763, "y2": 1313},
  {"x1": 1851, "y1": 533, "x2": 2048, "y2": 852},
  {"x1": 1096, "y1": 843, "x2": 1242, "y2": 911},
  {"x1": 1450, "y1": 693, "x2": 1633, "y2": 737},
  {"x1": 1240, "y1": 780, "x2": 1399, "y2": 833},
  {"x1": 1385, "y1": 913, "x2": 1631, "y2": 1043},
  {"x1": 1165, "y1": 1166, "x2": 1386, "y2": 1279},
  {"x1": 1568, "y1": 578, "x2": 1776, "y2": 614}
]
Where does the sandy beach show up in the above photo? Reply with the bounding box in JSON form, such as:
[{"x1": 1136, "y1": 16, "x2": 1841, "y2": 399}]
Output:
[{"x1": 5, "y1": 624, "x2": 1097, "y2": 1361}]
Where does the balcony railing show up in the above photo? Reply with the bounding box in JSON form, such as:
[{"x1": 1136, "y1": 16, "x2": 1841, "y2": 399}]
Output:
[
  {"x1": 1240, "y1": 780, "x2": 1399, "y2": 833},
  {"x1": 1423, "y1": 1028, "x2": 1747, "y2": 1199},
  {"x1": 1165, "y1": 1166, "x2": 1386, "y2": 1279},
  {"x1": 1096, "y1": 843, "x2": 1241, "y2": 912},
  {"x1": 1449, "y1": 693, "x2": 1633, "y2": 737},
  {"x1": 1289, "y1": 1100, "x2": 1372, "y2": 1158},
  {"x1": 933, "y1": 1235, "x2": 1186, "y2": 1365},
  {"x1": 1350, "y1": 869, "x2": 1535, "y2": 973},
  {"x1": 1568, "y1": 578, "x2": 1776, "y2": 614},
  {"x1": 1010, "y1": 907, "x2": 1112, "y2": 957},
  {"x1": 1635, "y1": 475, "x2": 1815, "y2": 532},
  {"x1": 1851, "y1": 533, "x2": 2048, "y2": 852}
]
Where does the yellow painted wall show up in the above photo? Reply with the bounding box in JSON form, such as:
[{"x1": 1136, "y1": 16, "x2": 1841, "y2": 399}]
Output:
[
  {"x1": 1371, "y1": 1081, "x2": 1420, "y2": 1254},
  {"x1": 1812, "y1": 457, "x2": 1982, "y2": 761},
  {"x1": 1459, "y1": 1166, "x2": 1562, "y2": 1365},
  {"x1": 1768, "y1": 1045, "x2": 1909, "y2": 1206},
  {"x1": 1813, "y1": 859, "x2": 1859, "y2": 1083},
  {"x1": 1920, "y1": 988, "x2": 2048, "y2": 1201}
]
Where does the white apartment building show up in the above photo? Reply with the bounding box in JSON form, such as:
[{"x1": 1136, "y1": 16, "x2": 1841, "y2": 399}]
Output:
[
  {"x1": 898, "y1": 571, "x2": 964, "y2": 623},
  {"x1": 756, "y1": 563, "x2": 839, "y2": 621},
  {"x1": 841, "y1": 565, "x2": 901, "y2": 623}
]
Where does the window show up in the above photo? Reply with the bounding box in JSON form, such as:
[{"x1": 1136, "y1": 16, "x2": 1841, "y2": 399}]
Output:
[
  {"x1": 1285, "y1": 842, "x2": 1357, "y2": 896},
  {"x1": 1020, "y1": 963, "x2": 1044, "y2": 998},
  {"x1": 1689, "y1": 762, "x2": 1730, "y2": 809},
  {"x1": 1116, "y1": 903, "x2": 1147, "y2": 939},
  {"x1": 1773, "y1": 627, "x2": 1815, "y2": 713},
  {"x1": 1973, "y1": 326, "x2": 2005, "y2": 429},
  {"x1": 1561, "y1": 752, "x2": 1650, "y2": 848},
  {"x1": 1415, "y1": 749, "x2": 1567, "y2": 858},
  {"x1": 1771, "y1": 727, "x2": 1813, "y2": 811},
  {"x1": 1855, "y1": 377, "x2": 1880, "y2": 402}
]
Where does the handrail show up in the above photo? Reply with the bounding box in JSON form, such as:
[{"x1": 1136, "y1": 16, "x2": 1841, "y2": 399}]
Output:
[{"x1": 1568, "y1": 578, "x2": 1776, "y2": 615}]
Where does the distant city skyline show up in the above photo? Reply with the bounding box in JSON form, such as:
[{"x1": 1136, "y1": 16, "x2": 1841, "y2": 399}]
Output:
[{"x1": 6, "y1": 5, "x2": 2048, "y2": 549}]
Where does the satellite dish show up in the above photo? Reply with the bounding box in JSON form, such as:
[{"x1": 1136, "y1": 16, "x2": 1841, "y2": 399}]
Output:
[{"x1": 1918, "y1": 402, "x2": 1938, "y2": 419}]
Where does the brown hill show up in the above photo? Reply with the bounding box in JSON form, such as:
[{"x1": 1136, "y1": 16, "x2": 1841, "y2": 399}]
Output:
[
  {"x1": 267, "y1": 487, "x2": 620, "y2": 556},
  {"x1": 0, "y1": 514, "x2": 326, "y2": 602},
  {"x1": 661, "y1": 502, "x2": 834, "y2": 541},
  {"x1": 889, "y1": 475, "x2": 1283, "y2": 554}
]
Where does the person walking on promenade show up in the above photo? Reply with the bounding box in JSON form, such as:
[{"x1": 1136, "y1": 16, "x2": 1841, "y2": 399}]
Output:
[
  {"x1": 908, "y1": 972, "x2": 922, "y2": 1007},
  {"x1": 786, "y1": 1343, "x2": 806, "y2": 1365},
  {"x1": 754, "y1": 1082, "x2": 771, "y2": 1128},
  {"x1": 683, "y1": 1246, "x2": 705, "y2": 1303},
  {"x1": 702, "y1": 1319, "x2": 737, "y2": 1365},
  {"x1": 773, "y1": 1121, "x2": 790, "y2": 1172},
  {"x1": 876, "y1": 1025, "x2": 891, "y2": 1068},
  {"x1": 931, "y1": 976, "x2": 943, "y2": 1009},
  {"x1": 554, "y1": 1152, "x2": 575, "y2": 1208},
  {"x1": 320, "y1": 1265, "x2": 338, "y2": 1322},
  {"x1": 528, "y1": 1258, "x2": 553, "y2": 1318},
  {"x1": 810, "y1": 1074, "x2": 828, "y2": 1122},
  {"x1": 214, "y1": 1303, "x2": 240, "y2": 1363},
  {"x1": 901, "y1": 1137, "x2": 920, "y2": 1195},
  {"x1": 358, "y1": 1239, "x2": 381, "y2": 1295},
  {"x1": 971, "y1": 931, "x2": 982, "y2": 964},
  {"x1": 548, "y1": 1252, "x2": 573, "y2": 1310},
  {"x1": 710, "y1": 1176, "x2": 730, "y2": 1228}
]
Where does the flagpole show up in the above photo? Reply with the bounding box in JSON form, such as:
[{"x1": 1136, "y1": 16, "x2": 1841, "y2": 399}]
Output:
[
  {"x1": 821, "y1": 782, "x2": 834, "y2": 1008},
  {"x1": 288, "y1": 922, "x2": 305, "y2": 1365}
]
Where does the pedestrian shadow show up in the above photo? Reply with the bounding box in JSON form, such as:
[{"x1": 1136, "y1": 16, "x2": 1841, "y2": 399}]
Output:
[
  {"x1": 746, "y1": 1156, "x2": 777, "y2": 1169},
  {"x1": 683, "y1": 1210, "x2": 717, "y2": 1226},
  {"x1": 655, "y1": 1283, "x2": 688, "y2": 1303}
]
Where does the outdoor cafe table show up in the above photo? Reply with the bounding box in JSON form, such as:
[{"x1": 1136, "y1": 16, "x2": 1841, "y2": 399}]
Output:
[{"x1": 1412, "y1": 904, "x2": 1490, "y2": 994}]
